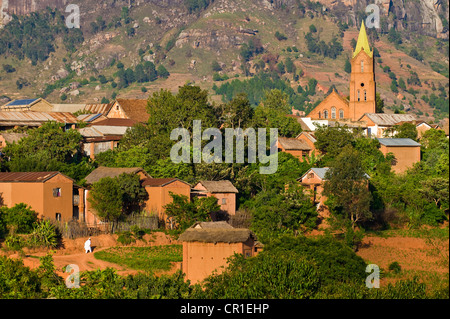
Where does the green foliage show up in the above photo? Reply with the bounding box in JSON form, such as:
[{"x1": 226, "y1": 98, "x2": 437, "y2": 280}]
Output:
[
  {"x1": 30, "y1": 220, "x2": 60, "y2": 248},
  {"x1": 305, "y1": 32, "x2": 343, "y2": 59},
  {"x1": 246, "y1": 185, "x2": 318, "y2": 242},
  {"x1": 323, "y1": 145, "x2": 373, "y2": 230},
  {"x1": 164, "y1": 194, "x2": 219, "y2": 230},
  {"x1": 0, "y1": 9, "x2": 73, "y2": 63},
  {"x1": 88, "y1": 173, "x2": 148, "y2": 225},
  {"x1": 94, "y1": 245, "x2": 183, "y2": 271},
  {"x1": 184, "y1": 0, "x2": 213, "y2": 13},
  {"x1": 1, "y1": 122, "x2": 85, "y2": 180},
  {"x1": 274, "y1": 31, "x2": 287, "y2": 41},
  {"x1": 344, "y1": 59, "x2": 351, "y2": 73},
  {"x1": 0, "y1": 203, "x2": 38, "y2": 234},
  {"x1": 388, "y1": 261, "x2": 402, "y2": 274}
]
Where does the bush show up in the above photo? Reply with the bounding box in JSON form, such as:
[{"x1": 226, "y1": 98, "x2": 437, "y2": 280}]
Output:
[
  {"x1": 117, "y1": 231, "x2": 136, "y2": 245},
  {"x1": 388, "y1": 261, "x2": 402, "y2": 274},
  {"x1": 0, "y1": 203, "x2": 38, "y2": 234},
  {"x1": 30, "y1": 220, "x2": 60, "y2": 248}
]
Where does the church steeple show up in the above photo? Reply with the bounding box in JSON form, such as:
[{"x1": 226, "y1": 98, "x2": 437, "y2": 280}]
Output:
[{"x1": 353, "y1": 21, "x2": 372, "y2": 58}]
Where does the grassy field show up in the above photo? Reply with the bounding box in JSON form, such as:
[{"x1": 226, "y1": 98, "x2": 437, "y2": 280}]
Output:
[{"x1": 94, "y1": 245, "x2": 183, "y2": 272}]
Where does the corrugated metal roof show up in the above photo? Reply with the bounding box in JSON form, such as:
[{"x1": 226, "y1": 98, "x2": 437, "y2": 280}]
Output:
[
  {"x1": 78, "y1": 127, "x2": 103, "y2": 138},
  {"x1": 84, "y1": 103, "x2": 113, "y2": 115},
  {"x1": 377, "y1": 138, "x2": 421, "y2": 147},
  {"x1": 361, "y1": 113, "x2": 417, "y2": 126},
  {"x1": 92, "y1": 125, "x2": 130, "y2": 136},
  {"x1": 0, "y1": 171, "x2": 60, "y2": 182},
  {"x1": 51, "y1": 104, "x2": 86, "y2": 113},
  {"x1": 0, "y1": 111, "x2": 77, "y2": 125},
  {"x1": 311, "y1": 167, "x2": 330, "y2": 180}
]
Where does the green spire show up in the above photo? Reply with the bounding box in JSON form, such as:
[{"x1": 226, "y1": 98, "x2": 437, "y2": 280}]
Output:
[{"x1": 352, "y1": 21, "x2": 373, "y2": 58}]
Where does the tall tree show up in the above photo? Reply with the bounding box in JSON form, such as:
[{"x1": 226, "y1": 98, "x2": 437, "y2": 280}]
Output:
[{"x1": 323, "y1": 145, "x2": 372, "y2": 230}]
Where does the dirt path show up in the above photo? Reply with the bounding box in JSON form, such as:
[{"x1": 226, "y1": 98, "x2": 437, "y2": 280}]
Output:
[{"x1": 3, "y1": 232, "x2": 179, "y2": 278}]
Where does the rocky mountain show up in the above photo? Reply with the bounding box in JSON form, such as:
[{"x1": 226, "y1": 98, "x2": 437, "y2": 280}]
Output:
[{"x1": 0, "y1": 0, "x2": 448, "y2": 123}]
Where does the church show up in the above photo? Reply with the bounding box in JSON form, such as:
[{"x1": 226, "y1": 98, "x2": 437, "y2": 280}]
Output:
[{"x1": 307, "y1": 21, "x2": 376, "y2": 122}]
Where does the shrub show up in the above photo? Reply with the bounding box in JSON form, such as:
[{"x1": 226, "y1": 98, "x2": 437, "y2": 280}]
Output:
[
  {"x1": 30, "y1": 220, "x2": 60, "y2": 248},
  {"x1": 117, "y1": 231, "x2": 136, "y2": 245},
  {"x1": 388, "y1": 261, "x2": 402, "y2": 274},
  {"x1": 0, "y1": 203, "x2": 38, "y2": 234}
]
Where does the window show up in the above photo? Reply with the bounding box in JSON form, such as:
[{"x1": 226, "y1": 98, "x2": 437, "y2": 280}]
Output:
[
  {"x1": 222, "y1": 198, "x2": 227, "y2": 205},
  {"x1": 324, "y1": 110, "x2": 329, "y2": 119},
  {"x1": 364, "y1": 90, "x2": 367, "y2": 101},
  {"x1": 361, "y1": 60, "x2": 364, "y2": 72},
  {"x1": 339, "y1": 109, "x2": 344, "y2": 119},
  {"x1": 318, "y1": 111, "x2": 321, "y2": 119},
  {"x1": 53, "y1": 188, "x2": 62, "y2": 197},
  {"x1": 55, "y1": 213, "x2": 61, "y2": 221},
  {"x1": 357, "y1": 90, "x2": 360, "y2": 101},
  {"x1": 308, "y1": 173, "x2": 314, "y2": 179},
  {"x1": 331, "y1": 107, "x2": 336, "y2": 119}
]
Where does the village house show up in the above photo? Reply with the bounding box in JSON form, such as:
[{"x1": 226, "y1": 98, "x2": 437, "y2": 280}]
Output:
[
  {"x1": 296, "y1": 131, "x2": 320, "y2": 158},
  {"x1": 376, "y1": 138, "x2": 421, "y2": 174},
  {"x1": 0, "y1": 171, "x2": 85, "y2": 222},
  {"x1": 105, "y1": 98, "x2": 150, "y2": 123},
  {"x1": 78, "y1": 118, "x2": 137, "y2": 159},
  {"x1": 142, "y1": 178, "x2": 192, "y2": 225},
  {"x1": 358, "y1": 113, "x2": 418, "y2": 138},
  {"x1": 298, "y1": 167, "x2": 331, "y2": 227},
  {"x1": 179, "y1": 221, "x2": 262, "y2": 283},
  {"x1": 277, "y1": 136, "x2": 312, "y2": 161},
  {"x1": 192, "y1": 180, "x2": 239, "y2": 217},
  {"x1": 83, "y1": 167, "x2": 151, "y2": 227},
  {"x1": 0, "y1": 98, "x2": 54, "y2": 112}
]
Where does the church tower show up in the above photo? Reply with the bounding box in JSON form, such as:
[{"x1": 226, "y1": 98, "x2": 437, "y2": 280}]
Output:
[{"x1": 349, "y1": 21, "x2": 376, "y2": 121}]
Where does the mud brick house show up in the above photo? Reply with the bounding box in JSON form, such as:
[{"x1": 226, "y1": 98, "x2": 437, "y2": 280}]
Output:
[
  {"x1": 192, "y1": 180, "x2": 239, "y2": 217},
  {"x1": 105, "y1": 99, "x2": 150, "y2": 123},
  {"x1": 78, "y1": 118, "x2": 137, "y2": 159},
  {"x1": 0, "y1": 171, "x2": 84, "y2": 222},
  {"x1": 277, "y1": 137, "x2": 312, "y2": 161},
  {"x1": 298, "y1": 167, "x2": 331, "y2": 227},
  {"x1": 179, "y1": 221, "x2": 262, "y2": 283},
  {"x1": 142, "y1": 178, "x2": 192, "y2": 224},
  {"x1": 376, "y1": 138, "x2": 421, "y2": 174}
]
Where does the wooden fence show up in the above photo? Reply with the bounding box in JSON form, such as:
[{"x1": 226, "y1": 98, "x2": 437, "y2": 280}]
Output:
[{"x1": 51, "y1": 214, "x2": 159, "y2": 239}]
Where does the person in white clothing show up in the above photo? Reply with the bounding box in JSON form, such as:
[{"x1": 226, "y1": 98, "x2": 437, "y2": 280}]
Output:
[{"x1": 84, "y1": 238, "x2": 92, "y2": 253}]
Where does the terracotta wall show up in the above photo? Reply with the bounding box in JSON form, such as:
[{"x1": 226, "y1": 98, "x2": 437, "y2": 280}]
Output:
[
  {"x1": 106, "y1": 104, "x2": 126, "y2": 118},
  {"x1": 0, "y1": 174, "x2": 73, "y2": 221},
  {"x1": 380, "y1": 145, "x2": 421, "y2": 174},
  {"x1": 145, "y1": 181, "x2": 191, "y2": 221},
  {"x1": 183, "y1": 241, "x2": 253, "y2": 283}
]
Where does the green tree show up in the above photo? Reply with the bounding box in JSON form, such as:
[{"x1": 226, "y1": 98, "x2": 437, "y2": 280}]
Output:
[
  {"x1": 0, "y1": 203, "x2": 38, "y2": 235},
  {"x1": 157, "y1": 65, "x2": 170, "y2": 78},
  {"x1": 344, "y1": 59, "x2": 351, "y2": 73},
  {"x1": 164, "y1": 193, "x2": 219, "y2": 230},
  {"x1": 323, "y1": 145, "x2": 373, "y2": 230}
]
